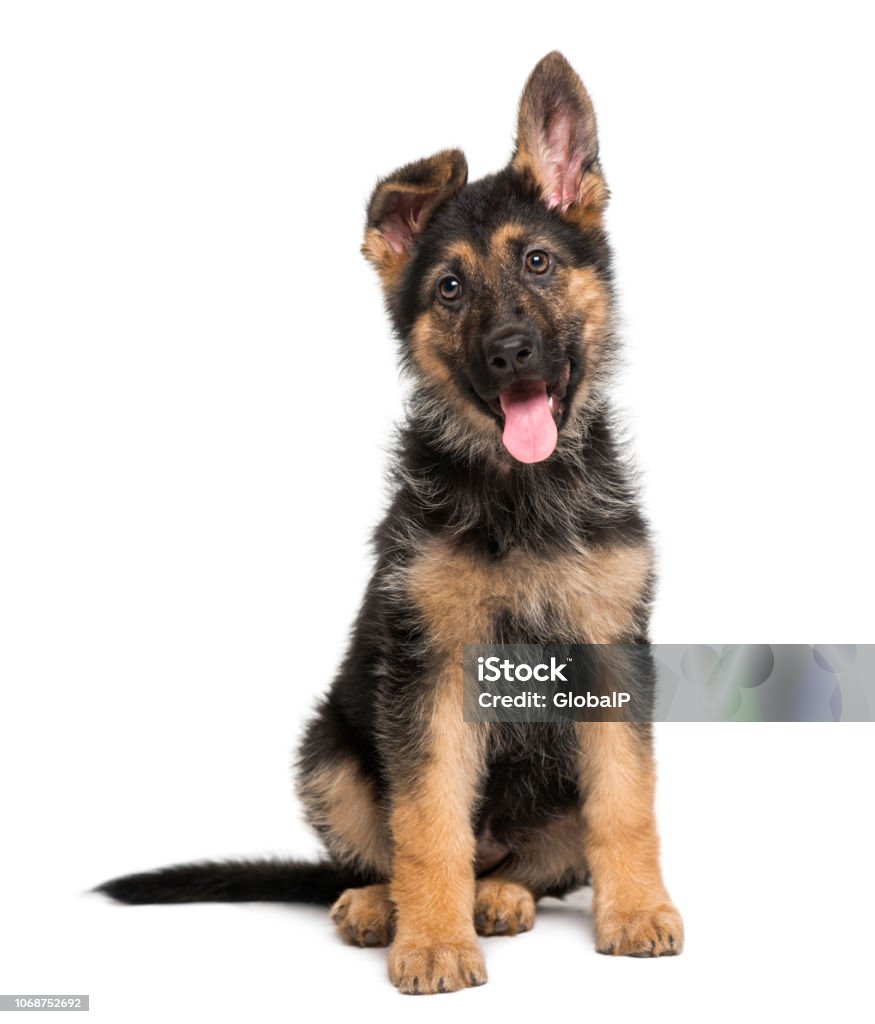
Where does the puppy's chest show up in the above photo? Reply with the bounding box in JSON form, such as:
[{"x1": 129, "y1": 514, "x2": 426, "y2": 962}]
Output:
[{"x1": 405, "y1": 537, "x2": 652, "y2": 647}]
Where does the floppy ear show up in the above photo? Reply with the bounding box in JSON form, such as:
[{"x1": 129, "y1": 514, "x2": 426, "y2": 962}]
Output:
[
  {"x1": 362, "y1": 149, "x2": 468, "y2": 284},
  {"x1": 512, "y1": 52, "x2": 608, "y2": 224}
]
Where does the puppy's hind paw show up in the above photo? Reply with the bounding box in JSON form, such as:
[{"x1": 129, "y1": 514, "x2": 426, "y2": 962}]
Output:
[
  {"x1": 474, "y1": 879, "x2": 535, "y2": 936},
  {"x1": 330, "y1": 884, "x2": 395, "y2": 948}
]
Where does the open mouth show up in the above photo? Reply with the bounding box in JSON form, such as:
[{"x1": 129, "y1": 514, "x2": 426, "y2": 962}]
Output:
[
  {"x1": 484, "y1": 359, "x2": 572, "y2": 464},
  {"x1": 485, "y1": 360, "x2": 571, "y2": 424}
]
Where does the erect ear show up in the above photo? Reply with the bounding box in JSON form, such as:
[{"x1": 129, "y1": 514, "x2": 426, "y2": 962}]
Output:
[
  {"x1": 512, "y1": 52, "x2": 608, "y2": 225},
  {"x1": 362, "y1": 149, "x2": 468, "y2": 285}
]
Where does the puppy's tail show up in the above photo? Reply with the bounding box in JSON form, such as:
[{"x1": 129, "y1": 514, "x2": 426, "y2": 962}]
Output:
[{"x1": 94, "y1": 859, "x2": 374, "y2": 906}]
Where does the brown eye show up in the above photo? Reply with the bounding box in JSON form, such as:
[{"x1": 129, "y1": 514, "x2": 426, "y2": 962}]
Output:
[
  {"x1": 525, "y1": 250, "x2": 551, "y2": 274},
  {"x1": 437, "y1": 275, "x2": 463, "y2": 302}
]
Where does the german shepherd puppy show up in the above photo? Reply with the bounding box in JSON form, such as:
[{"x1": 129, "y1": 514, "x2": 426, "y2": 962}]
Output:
[{"x1": 97, "y1": 52, "x2": 683, "y2": 993}]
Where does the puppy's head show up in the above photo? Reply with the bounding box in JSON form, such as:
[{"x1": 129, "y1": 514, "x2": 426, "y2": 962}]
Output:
[{"x1": 363, "y1": 52, "x2": 614, "y2": 466}]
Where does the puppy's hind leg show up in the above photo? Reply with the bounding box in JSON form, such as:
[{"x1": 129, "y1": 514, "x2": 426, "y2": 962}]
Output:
[
  {"x1": 473, "y1": 811, "x2": 590, "y2": 937},
  {"x1": 297, "y1": 715, "x2": 394, "y2": 948}
]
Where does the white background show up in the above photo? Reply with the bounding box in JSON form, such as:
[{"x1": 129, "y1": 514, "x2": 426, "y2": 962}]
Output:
[{"x1": 1, "y1": 1, "x2": 874, "y2": 1021}]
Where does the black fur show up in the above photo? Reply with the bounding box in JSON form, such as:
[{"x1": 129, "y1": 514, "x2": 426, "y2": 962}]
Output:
[{"x1": 95, "y1": 860, "x2": 372, "y2": 906}]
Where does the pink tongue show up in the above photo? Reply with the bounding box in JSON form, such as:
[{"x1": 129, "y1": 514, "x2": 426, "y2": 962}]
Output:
[{"x1": 498, "y1": 380, "x2": 558, "y2": 463}]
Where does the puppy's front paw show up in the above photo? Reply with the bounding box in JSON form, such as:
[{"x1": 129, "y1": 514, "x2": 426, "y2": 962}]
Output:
[
  {"x1": 388, "y1": 938, "x2": 487, "y2": 994},
  {"x1": 596, "y1": 903, "x2": 683, "y2": 957}
]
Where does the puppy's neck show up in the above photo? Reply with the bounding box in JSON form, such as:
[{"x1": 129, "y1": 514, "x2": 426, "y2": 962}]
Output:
[{"x1": 394, "y1": 404, "x2": 640, "y2": 557}]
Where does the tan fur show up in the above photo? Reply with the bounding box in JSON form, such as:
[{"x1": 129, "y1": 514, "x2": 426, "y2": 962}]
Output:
[
  {"x1": 361, "y1": 227, "x2": 407, "y2": 292},
  {"x1": 330, "y1": 878, "x2": 539, "y2": 944},
  {"x1": 487, "y1": 223, "x2": 529, "y2": 278},
  {"x1": 408, "y1": 313, "x2": 498, "y2": 451},
  {"x1": 408, "y1": 312, "x2": 455, "y2": 388},
  {"x1": 578, "y1": 723, "x2": 683, "y2": 956},
  {"x1": 489, "y1": 222, "x2": 527, "y2": 254},
  {"x1": 388, "y1": 671, "x2": 488, "y2": 993},
  {"x1": 443, "y1": 239, "x2": 479, "y2": 272},
  {"x1": 474, "y1": 878, "x2": 536, "y2": 936},
  {"x1": 388, "y1": 941, "x2": 487, "y2": 995},
  {"x1": 331, "y1": 883, "x2": 395, "y2": 947},
  {"x1": 568, "y1": 266, "x2": 610, "y2": 338},
  {"x1": 565, "y1": 266, "x2": 611, "y2": 414},
  {"x1": 407, "y1": 536, "x2": 652, "y2": 649},
  {"x1": 297, "y1": 758, "x2": 392, "y2": 875},
  {"x1": 571, "y1": 172, "x2": 610, "y2": 229}
]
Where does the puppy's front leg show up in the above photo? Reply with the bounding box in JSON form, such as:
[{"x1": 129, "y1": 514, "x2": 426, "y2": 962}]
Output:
[
  {"x1": 387, "y1": 675, "x2": 487, "y2": 994},
  {"x1": 579, "y1": 722, "x2": 684, "y2": 957}
]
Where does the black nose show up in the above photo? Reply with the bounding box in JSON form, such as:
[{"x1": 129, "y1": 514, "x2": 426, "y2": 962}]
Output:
[{"x1": 484, "y1": 326, "x2": 540, "y2": 385}]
